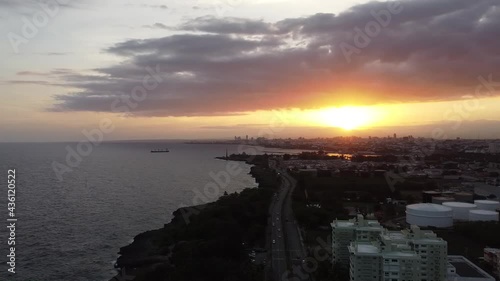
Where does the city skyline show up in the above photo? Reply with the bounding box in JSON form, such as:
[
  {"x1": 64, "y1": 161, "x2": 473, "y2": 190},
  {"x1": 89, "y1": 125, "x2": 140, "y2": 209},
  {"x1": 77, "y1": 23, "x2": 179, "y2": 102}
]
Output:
[{"x1": 2, "y1": 0, "x2": 500, "y2": 142}]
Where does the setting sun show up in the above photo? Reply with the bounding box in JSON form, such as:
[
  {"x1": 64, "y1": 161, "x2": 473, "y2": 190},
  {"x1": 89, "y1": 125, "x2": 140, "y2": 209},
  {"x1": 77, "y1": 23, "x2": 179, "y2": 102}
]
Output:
[{"x1": 315, "y1": 106, "x2": 379, "y2": 130}]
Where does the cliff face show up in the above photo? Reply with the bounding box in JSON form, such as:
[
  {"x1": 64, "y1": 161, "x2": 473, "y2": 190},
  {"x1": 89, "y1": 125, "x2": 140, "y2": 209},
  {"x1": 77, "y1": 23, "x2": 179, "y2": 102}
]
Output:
[
  {"x1": 109, "y1": 206, "x2": 205, "y2": 281},
  {"x1": 109, "y1": 155, "x2": 279, "y2": 281}
]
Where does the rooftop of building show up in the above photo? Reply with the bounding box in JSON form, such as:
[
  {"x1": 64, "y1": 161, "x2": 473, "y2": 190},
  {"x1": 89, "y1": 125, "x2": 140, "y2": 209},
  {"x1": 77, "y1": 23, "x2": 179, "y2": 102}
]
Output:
[
  {"x1": 331, "y1": 214, "x2": 382, "y2": 229},
  {"x1": 357, "y1": 244, "x2": 380, "y2": 254},
  {"x1": 357, "y1": 226, "x2": 385, "y2": 231},
  {"x1": 381, "y1": 231, "x2": 406, "y2": 242},
  {"x1": 332, "y1": 221, "x2": 354, "y2": 228},
  {"x1": 447, "y1": 255, "x2": 495, "y2": 281},
  {"x1": 350, "y1": 241, "x2": 420, "y2": 259},
  {"x1": 348, "y1": 242, "x2": 381, "y2": 255},
  {"x1": 397, "y1": 225, "x2": 446, "y2": 244}
]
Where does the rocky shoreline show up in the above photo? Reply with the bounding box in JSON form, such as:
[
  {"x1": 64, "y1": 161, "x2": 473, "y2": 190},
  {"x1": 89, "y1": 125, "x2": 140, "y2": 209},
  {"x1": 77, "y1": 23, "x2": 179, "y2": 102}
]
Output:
[
  {"x1": 109, "y1": 206, "x2": 205, "y2": 281},
  {"x1": 109, "y1": 154, "x2": 278, "y2": 281}
]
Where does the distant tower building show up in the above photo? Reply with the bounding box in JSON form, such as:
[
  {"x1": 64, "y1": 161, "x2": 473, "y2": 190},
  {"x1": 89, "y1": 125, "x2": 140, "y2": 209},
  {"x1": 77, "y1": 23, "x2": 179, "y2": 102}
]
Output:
[
  {"x1": 394, "y1": 133, "x2": 397, "y2": 139},
  {"x1": 246, "y1": 135, "x2": 248, "y2": 141}
]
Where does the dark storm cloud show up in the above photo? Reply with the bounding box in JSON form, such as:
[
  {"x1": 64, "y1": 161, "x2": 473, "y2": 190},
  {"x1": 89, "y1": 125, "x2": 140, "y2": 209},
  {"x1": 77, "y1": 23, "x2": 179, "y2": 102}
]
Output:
[
  {"x1": 107, "y1": 34, "x2": 281, "y2": 58},
  {"x1": 6, "y1": 69, "x2": 78, "y2": 86},
  {"x1": 16, "y1": 68, "x2": 78, "y2": 77},
  {"x1": 143, "y1": 23, "x2": 169, "y2": 29},
  {"x1": 7, "y1": 80, "x2": 53, "y2": 85},
  {"x1": 178, "y1": 16, "x2": 280, "y2": 35},
  {"x1": 49, "y1": 0, "x2": 500, "y2": 117}
]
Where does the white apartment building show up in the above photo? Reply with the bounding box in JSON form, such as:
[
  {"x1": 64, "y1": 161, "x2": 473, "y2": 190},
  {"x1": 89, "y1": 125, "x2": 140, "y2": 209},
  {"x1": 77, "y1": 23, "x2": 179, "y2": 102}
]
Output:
[
  {"x1": 340, "y1": 222, "x2": 448, "y2": 281},
  {"x1": 349, "y1": 241, "x2": 421, "y2": 281},
  {"x1": 331, "y1": 215, "x2": 384, "y2": 266},
  {"x1": 403, "y1": 226, "x2": 448, "y2": 281}
]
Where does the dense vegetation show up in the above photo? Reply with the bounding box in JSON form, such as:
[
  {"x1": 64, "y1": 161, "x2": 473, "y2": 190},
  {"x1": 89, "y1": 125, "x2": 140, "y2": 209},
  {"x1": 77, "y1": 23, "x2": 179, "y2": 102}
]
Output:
[
  {"x1": 292, "y1": 178, "x2": 349, "y2": 229},
  {"x1": 291, "y1": 172, "x2": 392, "y2": 229},
  {"x1": 114, "y1": 155, "x2": 280, "y2": 281}
]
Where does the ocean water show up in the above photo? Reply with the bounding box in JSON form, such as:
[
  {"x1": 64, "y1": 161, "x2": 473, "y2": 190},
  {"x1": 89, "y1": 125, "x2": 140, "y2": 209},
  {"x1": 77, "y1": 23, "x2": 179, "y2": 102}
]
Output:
[{"x1": 0, "y1": 142, "x2": 259, "y2": 281}]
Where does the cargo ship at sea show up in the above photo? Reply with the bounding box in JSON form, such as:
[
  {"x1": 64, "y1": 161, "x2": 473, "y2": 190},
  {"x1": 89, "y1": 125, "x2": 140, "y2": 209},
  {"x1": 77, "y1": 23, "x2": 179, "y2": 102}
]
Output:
[{"x1": 151, "y1": 148, "x2": 169, "y2": 153}]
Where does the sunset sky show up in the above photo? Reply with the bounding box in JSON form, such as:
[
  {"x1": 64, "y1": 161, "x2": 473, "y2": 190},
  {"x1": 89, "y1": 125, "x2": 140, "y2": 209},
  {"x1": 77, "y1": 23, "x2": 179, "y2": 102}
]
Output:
[{"x1": 1, "y1": 0, "x2": 500, "y2": 142}]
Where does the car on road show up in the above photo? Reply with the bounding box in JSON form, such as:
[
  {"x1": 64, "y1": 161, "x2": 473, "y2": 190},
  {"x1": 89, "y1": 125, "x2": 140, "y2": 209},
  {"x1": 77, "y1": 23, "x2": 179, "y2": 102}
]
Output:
[
  {"x1": 278, "y1": 228, "x2": 280, "y2": 232},
  {"x1": 272, "y1": 240, "x2": 276, "y2": 244},
  {"x1": 272, "y1": 222, "x2": 275, "y2": 227}
]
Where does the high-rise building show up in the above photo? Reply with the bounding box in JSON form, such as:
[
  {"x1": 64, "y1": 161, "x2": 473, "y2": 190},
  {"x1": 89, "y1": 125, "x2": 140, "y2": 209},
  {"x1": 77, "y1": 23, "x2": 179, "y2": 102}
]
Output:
[
  {"x1": 380, "y1": 226, "x2": 448, "y2": 281},
  {"x1": 344, "y1": 225, "x2": 447, "y2": 281},
  {"x1": 331, "y1": 215, "x2": 384, "y2": 266},
  {"x1": 405, "y1": 227, "x2": 448, "y2": 281},
  {"x1": 349, "y1": 241, "x2": 421, "y2": 281},
  {"x1": 335, "y1": 216, "x2": 495, "y2": 281}
]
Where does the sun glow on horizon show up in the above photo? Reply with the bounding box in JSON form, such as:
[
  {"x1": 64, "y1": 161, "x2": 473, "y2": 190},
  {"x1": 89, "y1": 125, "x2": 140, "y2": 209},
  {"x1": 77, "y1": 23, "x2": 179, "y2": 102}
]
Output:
[{"x1": 313, "y1": 106, "x2": 380, "y2": 130}]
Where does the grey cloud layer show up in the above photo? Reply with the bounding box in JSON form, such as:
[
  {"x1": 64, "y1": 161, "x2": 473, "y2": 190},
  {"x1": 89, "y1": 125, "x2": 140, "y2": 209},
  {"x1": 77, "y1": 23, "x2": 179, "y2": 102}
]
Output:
[{"x1": 49, "y1": 0, "x2": 500, "y2": 116}]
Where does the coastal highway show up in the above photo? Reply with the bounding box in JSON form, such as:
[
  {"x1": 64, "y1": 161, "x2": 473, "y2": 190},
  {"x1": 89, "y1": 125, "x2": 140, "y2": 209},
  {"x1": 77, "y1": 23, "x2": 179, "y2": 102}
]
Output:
[
  {"x1": 281, "y1": 171, "x2": 312, "y2": 281},
  {"x1": 268, "y1": 159, "x2": 288, "y2": 281},
  {"x1": 281, "y1": 171, "x2": 311, "y2": 280},
  {"x1": 268, "y1": 159, "x2": 312, "y2": 281}
]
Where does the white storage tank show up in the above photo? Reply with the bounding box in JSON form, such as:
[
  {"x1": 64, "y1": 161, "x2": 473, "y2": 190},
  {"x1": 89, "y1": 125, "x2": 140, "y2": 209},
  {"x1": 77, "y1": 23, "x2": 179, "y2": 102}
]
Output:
[
  {"x1": 469, "y1": 210, "x2": 499, "y2": 222},
  {"x1": 406, "y1": 203, "x2": 453, "y2": 228},
  {"x1": 474, "y1": 200, "x2": 500, "y2": 211},
  {"x1": 442, "y1": 202, "x2": 477, "y2": 220}
]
